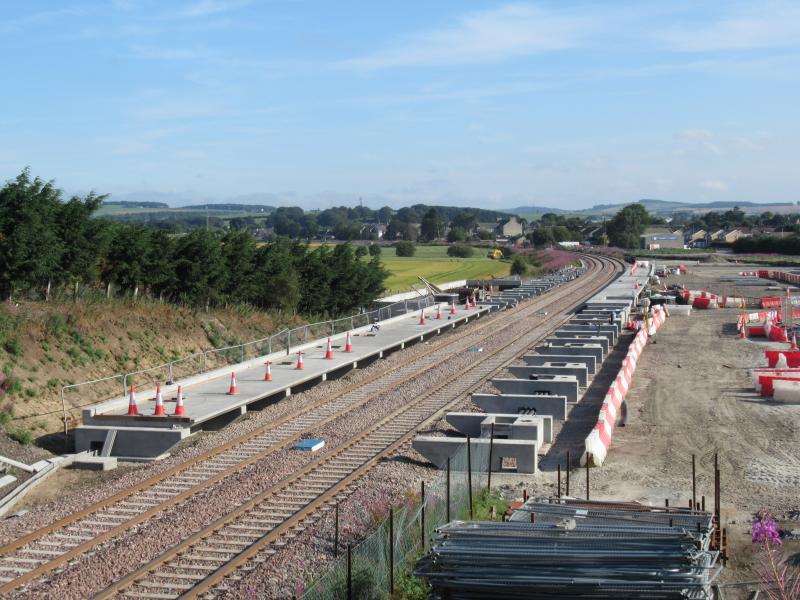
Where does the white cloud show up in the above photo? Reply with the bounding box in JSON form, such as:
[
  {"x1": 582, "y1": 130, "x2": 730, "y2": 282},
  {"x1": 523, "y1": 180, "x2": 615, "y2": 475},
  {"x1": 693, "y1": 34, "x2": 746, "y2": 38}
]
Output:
[
  {"x1": 130, "y1": 45, "x2": 211, "y2": 60},
  {"x1": 340, "y1": 4, "x2": 592, "y2": 70},
  {"x1": 701, "y1": 180, "x2": 728, "y2": 192},
  {"x1": 676, "y1": 128, "x2": 714, "y2": 141},
  {"x1": 660, "y1": 2, "x2": 800, "y2": 51}
]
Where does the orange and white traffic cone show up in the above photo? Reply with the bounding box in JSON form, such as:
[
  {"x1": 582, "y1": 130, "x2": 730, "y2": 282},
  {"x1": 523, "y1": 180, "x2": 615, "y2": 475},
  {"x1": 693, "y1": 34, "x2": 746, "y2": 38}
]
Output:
[
  {"x1": 173, "y1": 385, "x2": 185, "y2": 416},
  {"x1": 153, "y1": 382, "x2": 165, "y2": 416},
  {"x1": 792, "y1": 334, "x2": 798, "y2": 350},
  {"x1": 324, "y1": 337, "x2": 334, "y2": 359},
  {"x1": 436, "y1": 304, "x2": 442, "y2": 319},
  {"x1": 464, "y1": 298, "x2": 471, "y2": 311},
  {"x1": 450, "y1": 303, "x2": 457, "y2": 315},
  {"x1": 739, "y1": 327, "x2": 746, "y2": 339},
  {"x1": 127, "y1": 384, "x2": 138, "y2": 416},
  {"x1": 472, "y1": 297, "x2": 478, "y2": 308},
  {"x1": 227, "y1": 372, "x2": 238, "y2": 395},
  {"x1": 345, "y1": 331, "x2": 353, "y2": 353},
  {"x1": 264, "y1": 361, "x2": 272, "y2": 381},
  {"x1": 296, "y1": 351, "x2": 304, "y2": 370},
  {"x1": 419, "y1": 310, "x2": 426, "y2": 325}
]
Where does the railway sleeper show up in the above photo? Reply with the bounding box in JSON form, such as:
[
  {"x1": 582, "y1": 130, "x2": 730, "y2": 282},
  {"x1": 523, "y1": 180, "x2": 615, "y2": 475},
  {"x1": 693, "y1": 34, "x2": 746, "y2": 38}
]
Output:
[{"x1": 137, "y1": 580, "x2": 193, "y2": 591}]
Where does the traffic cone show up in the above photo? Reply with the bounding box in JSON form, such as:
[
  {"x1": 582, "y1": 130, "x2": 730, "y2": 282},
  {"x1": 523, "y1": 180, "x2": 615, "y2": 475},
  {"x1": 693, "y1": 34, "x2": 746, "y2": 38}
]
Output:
[
  {"x1": 324, "y1": 337, "x2": 334, "y2": 359},
  {"x1": 264, "y1": 361, "x2": 272, "y2": 381},
  {"x1": 173, "y1": 386, "x2": 185, "y2": 416},
  {"x1": 450, "y1": 303, "x2": 457, "y2": 315},
  {"x1": 472, "y1": 297, "x2": 478, "y2": 308},
  {"x1": 419, "y1": 310, "x2": 426, "y2": 325},
  {"x1": 153, "y1": 382, "x2": 165, "y2": 416},
  {"x1": 464, "y1": 298, "x2": 471, "y2": 311},
  {"x1": 792, "y1": 334, "x2": 798, "y2": 350},
  {"x1": 127, "y1": 384, "x2": 138, "y2": 416},
  {"x1": 436, "y1": 304, "x2": 442, "y2": 319},
  {"x1": 634, "y1": 281, "x2": 639, "y2": 289},
  {"x1": 296, "y1": 351, "x2": 304, "y2": 370},
  {"x1": 345, "y1": 331, "x2": 353, "y2": 353},
  {"x1": 227, "y1": 372, "x2": 238, "y2": 395},
  {"x1": 739, "y1": 327, "x2": 746, "y2": 339}
]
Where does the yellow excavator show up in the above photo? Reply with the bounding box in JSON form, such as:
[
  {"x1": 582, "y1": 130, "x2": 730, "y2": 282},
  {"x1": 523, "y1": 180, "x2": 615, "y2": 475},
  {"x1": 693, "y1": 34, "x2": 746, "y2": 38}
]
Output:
[{"x1": 487, "y1": 248, "x2": 503, "y2": 259}]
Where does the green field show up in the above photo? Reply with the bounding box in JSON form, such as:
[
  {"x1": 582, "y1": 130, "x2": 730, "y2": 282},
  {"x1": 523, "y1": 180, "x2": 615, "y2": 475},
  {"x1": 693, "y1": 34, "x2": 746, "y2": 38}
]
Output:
[{"x1": 379, "y1": 245, "x2": 510, "y2": 294}]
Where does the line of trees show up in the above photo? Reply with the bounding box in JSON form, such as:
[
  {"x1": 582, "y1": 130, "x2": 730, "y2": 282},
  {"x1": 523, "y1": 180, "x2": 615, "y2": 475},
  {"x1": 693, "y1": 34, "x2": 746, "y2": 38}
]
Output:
[
  {"x1": 0, "y1": 170, "x2": 387, "y2": 315},
  {"x1": 733, "y1": 235, "x2": 800, "y2": 255}
]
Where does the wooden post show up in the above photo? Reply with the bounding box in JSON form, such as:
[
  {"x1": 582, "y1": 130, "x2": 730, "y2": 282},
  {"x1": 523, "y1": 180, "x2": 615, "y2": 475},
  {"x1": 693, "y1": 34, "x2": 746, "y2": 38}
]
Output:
[{"x1": 557, "y1": 463, "x2": 562, "y2": 498}]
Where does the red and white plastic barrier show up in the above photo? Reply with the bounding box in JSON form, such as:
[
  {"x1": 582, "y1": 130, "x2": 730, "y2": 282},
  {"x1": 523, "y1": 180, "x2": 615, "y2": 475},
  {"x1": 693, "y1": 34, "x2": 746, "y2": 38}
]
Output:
[{"x1": 584, "y1": 306, "x2": 667, "y2": 466}]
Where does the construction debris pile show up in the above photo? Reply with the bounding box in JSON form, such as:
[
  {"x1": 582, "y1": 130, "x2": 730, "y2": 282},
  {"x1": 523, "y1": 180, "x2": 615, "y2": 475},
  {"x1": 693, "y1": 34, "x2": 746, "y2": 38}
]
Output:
[{"x1": 415, "y1": 498, "x2": 720, "y2": 600}]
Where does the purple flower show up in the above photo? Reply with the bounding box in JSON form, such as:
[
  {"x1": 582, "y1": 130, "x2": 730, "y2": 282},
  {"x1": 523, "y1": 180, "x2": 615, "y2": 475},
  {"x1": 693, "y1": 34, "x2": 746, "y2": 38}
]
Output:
[{"x1": 752, "y1": 512, "x2": 782, "y2": 546}]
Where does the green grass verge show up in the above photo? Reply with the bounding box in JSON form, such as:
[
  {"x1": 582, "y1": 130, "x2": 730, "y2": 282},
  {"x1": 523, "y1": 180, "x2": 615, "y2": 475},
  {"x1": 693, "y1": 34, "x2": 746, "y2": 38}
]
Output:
[{"x1": 380, "y1": 245, "x2": 510, "y2": 293}]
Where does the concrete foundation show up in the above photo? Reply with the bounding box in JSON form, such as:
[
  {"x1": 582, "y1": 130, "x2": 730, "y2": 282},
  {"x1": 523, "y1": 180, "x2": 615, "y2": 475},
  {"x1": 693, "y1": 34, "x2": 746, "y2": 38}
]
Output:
[
  {"x1": 522, "y1": 353, "x2": 596, "y2": 375},
  {"x1": 74, "y1": 425, "x2": 190, "y2": 459},
  {"x1": 412, "y1": 436, "x2": 538, "y2": 473},
  {"x1": 491, "y1": 376, "x2": 579, "y2": 403},
  {"x1": 445, "y1": 412, "x2": 552, "y2": 443},
  {"x1": 534, "y1": 343, "x2": 604, "y2": 363},
  {"x1": 558, "y1": 325, "x2": 617, "y2": 343},
  {"x1": 472, "y1": 393, "x2": 568, "y2": 420},
  {"x1": 545, "y1": 335, "x2": 609, "y2": 354},
  {"x1": 508, "y1": 364, "x2": 588, "y2": 387}
]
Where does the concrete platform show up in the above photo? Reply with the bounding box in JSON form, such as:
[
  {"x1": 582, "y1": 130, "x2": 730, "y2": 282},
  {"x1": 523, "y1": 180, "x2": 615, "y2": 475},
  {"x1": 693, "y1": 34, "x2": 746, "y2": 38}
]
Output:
[
  {"x1": 75, "y1": 303, "x2": 492, "y2": 458},
  {"x1": 71, "y1": 456, "x2": 118, "y2": 471},
  {"x1": 508, "y1": 364, "x2": 588, "y2": 387}
]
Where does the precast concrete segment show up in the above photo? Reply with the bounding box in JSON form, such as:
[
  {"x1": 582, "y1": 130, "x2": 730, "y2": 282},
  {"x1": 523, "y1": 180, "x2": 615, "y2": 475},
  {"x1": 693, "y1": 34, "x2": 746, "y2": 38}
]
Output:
[
  {"x1": 545, "y1": 335, "x2": 609, "y2": 354},
  {"x1": 569, "y1": 318, "x2": 622, "y2": 334},
  {"x1": 507, "y1": 364, "x2": 588, "y2": 388},
  {"x1": 522, "y1": 353, "x2": 596, "y2": 375},
  {"x1": 472, "y1": 393, "x2": 568, "y2": 421},
  {"x1": 491, "y1": 376, "x2": 579, "y2": 403},
  {"x1": 535, "y1": 343, "x2": 604, "y2": 363},
  {"x1": 412, "y1": 436, "x2": 538, "y2": 473},
  {"x1": 558, "y1": 325, "x2": 617, "y2": 344},
  {"x1": 445, "y1": 412, "x2": 552, "y2": 443}
]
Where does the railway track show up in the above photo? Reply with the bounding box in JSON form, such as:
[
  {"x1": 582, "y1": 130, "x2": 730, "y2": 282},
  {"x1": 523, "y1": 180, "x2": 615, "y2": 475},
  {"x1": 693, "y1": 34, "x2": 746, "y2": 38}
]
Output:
[
  {"x1": 0, "y1": 254, "x2": 620, "y2": 598},
  {"x1": 91, "y1": 254, "x2": 622, "y2": 600}
]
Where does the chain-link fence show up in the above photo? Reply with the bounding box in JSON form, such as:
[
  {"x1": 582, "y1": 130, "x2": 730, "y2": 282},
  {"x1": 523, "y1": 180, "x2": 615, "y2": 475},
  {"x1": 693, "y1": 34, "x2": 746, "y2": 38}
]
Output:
[{"x1": 302, "y1": 439, "x2": 492, "y2": 600}]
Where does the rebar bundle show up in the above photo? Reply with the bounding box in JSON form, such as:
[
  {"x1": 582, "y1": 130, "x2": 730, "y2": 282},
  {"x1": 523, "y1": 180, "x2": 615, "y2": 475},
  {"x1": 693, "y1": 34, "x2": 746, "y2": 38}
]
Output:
[{"x1": 415, "y1": 497, "x2": 721, "y2": 599}]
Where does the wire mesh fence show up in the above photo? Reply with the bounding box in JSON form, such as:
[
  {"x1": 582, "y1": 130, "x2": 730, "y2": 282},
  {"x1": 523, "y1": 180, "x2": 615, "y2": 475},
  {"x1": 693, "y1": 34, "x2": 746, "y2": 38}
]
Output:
[{"x1": 302, "y1": 440, "x2": 492, "y2": 600}]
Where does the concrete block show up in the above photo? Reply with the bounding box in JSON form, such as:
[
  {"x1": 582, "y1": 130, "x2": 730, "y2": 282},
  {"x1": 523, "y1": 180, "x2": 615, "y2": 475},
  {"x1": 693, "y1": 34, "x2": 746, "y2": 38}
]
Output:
[
  {"x1": 558, "y1": 325, "x2": 617, "y2": 343},
  {"x1": 508, "y1": 364, "x2": 588, "y2": 387},
  {"x1": 75, "y1": 426, "x2": 190, "y2": 459},
  {"x1": 0, "y1": 475, "x2": 17, "y2": 488},
  {"x1": 491, "y1": 377, "x2": 579, "y2": 403},
  {"x1": 522, "y1": 353, "x2": 596, "y2": 375},
  {"x1": 472, "y1": 393, "x2": 568, "y2": 421},
  {"x1": 446, "y1": 412, "x2": 551, "y2": 443},
  {"x1": 72, "y1": 456, "x2": 118, "y2": 471},
  {"x1": 545, "y1": 336, "x2": 609, "y2": 354},
  {"x1": 412, "y1": 436, "x2": 538, "y2": 473},
  {"x1": 534, "y1": 343, "x2": 604, "y2": 363}
]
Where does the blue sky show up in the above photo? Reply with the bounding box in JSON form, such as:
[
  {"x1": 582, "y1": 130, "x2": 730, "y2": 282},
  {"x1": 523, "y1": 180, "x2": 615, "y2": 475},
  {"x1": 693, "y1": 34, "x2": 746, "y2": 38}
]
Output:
[{"x1": 1, "y1": 1, "x2": 799, "y2": 209}]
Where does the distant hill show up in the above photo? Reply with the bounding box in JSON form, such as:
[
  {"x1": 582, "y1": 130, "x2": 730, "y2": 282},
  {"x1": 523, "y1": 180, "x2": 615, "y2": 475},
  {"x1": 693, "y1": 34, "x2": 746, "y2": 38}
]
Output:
[
  {"x1": 104, "y1": 200, "x2": 169, "y2": 209},
  {"x1": 503, "y1": 199, "x2": 800, "y2": 218},
  {"x1": 181, "y1": 203, "x2": 275, "y2": 212}
]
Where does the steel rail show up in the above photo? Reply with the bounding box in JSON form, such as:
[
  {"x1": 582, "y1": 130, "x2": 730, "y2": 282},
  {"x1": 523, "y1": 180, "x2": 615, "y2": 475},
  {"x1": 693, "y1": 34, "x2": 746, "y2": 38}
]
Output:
[
  {"x1": 91, "y1": 255, "x2": 622, "y2": 600},
  {"x1": 0, "y1": 260, "x2": 599, "y2": 594}
]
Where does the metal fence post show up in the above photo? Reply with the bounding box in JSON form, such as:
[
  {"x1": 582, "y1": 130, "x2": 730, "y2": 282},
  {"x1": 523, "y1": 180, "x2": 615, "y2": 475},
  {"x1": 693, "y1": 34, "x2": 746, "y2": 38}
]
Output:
[
  {"x1": 446, "y1": 457, "x2": 451, "y2": 523},
  {"x1": 347, "y1": 544, "x2": 352, "y2": 600},
  {"x1": 566, "y1": 451, "x2": 571, "y2": 496},
  {"x1": 241, "y1": 344, "x2": 245, "y2": 364},
  {"x1": 467, "y1": 436, "x2": 473, "y2": 519},
  {"x1": 487, "y1": 422, "x2": 495, "y2": 490},
  {"x1": 420, "y1": 480, "x2": 426, "y2": 550},
  {"x1": 586, "y1": 453, "x2": 591, "y2": 500},
  {"x1": 287, "y1": 330, "x2": 291, "y2": 355},
  {"x1": 167, "y1": 363, "x2": 174, "y2": 385},
  {"x1": 389, "y1": 508, "x2": 394, "y2": 593},
  {"x1": 692, "y1": 454, "x2": 697, "y2": 511},
  {"x1": 335, "y1": 502, "x2": 339, "y2": 558}
]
